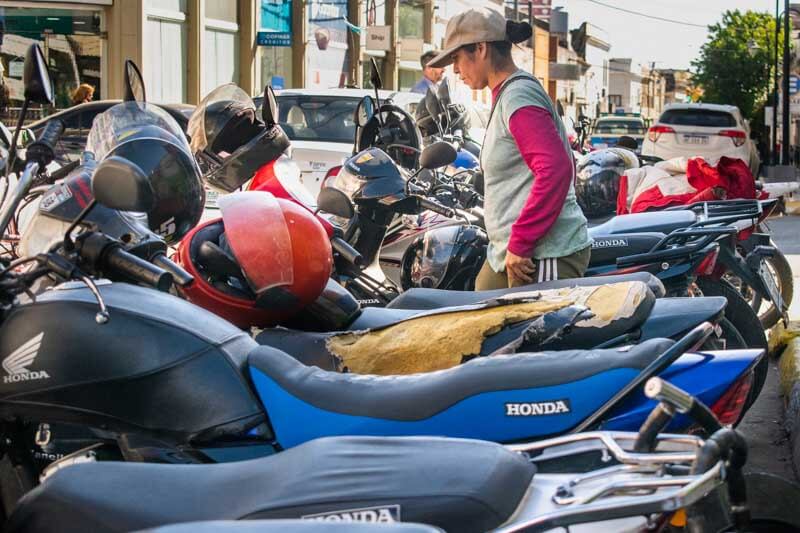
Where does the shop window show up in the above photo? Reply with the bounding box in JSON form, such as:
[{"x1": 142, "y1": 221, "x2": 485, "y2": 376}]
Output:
[
  {"x1": 0, "y1": 8, "x2": 103, "y2": 115},
  {"x1": 399, "y1": 0, "x2": 423, "y2": 39},
  {"x1": 206, "y1": 0, "x2": 238, "y2": 23}
]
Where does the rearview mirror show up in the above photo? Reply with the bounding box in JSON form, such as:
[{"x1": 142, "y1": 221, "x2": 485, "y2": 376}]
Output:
[
  {"x1": 317, "y1": 187, "x2": 355, "y2": 219},
  {"x1": 437, "y1": 78, "x2": 452, "y2": 107},
  {"x1": 425, "y1": 88, "x2": 444, "y2": 119},
  {"x1": 23, "y1": 44, "x2": 53, "y2": 105},
  {"x1": 355, "y1": 96, "x2": 375, "y2": 128},
  {"x1": 369, "y1": 58, "x2": 383, "y2": 90},
  {"x1": 419, "y1": 141, "x2": 457, "y2": 170},
  {"x1": 92, "y1": 156, "x2": 155, "y2": 212},
  {"x1": 262, "y1": 85, "x2": 278, "y2": 127},
  {"x1": 123, "y1": 60, "x2": 146, "y2": 103}
]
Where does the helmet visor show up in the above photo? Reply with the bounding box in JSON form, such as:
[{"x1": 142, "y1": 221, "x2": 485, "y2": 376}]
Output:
[
  {"x1": 86, "y1": 102, "x2": 190, "y2": 162},
  {"x1": 187, "y1": 84, "x2": 255, "y2": 154},
  {"x1": 218, "y1": 191, "x2": 294, "y2": 294},
  {"x1": 411, "y1": 225, "x2": 459, "y2": 288}
]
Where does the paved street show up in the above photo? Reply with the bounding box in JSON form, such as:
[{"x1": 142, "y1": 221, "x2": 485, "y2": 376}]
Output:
[{"x1": 737, "y1": 215, "x2": 800, "y2": 480}]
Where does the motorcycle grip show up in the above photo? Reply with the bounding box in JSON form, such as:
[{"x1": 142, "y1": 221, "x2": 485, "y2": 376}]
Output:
[
  {"x1": 331, "y1": 237, "x2": 364, "y2": 267},
  {"x1": 152, "y1": 253, "x2": 195, "y2": 286},
  {"x1": 418, "y1": 197, "x2": 455, "y2": 218},
  {"x1": 26, "y1": 119, "x2": 65, "y2": 166},
  {"x1": 105, "y1": 246, "x2": 173, "y2": 292}
]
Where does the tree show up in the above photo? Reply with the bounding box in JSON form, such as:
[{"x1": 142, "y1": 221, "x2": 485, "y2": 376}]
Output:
[{"x1": 691, "y1": 10, "x2": 784, "y2": 121}]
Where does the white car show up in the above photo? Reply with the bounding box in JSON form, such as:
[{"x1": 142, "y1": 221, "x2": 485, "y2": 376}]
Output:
[
  {"x1": 260, "y1": 89, "x2": 423, "y2": 199},
  {"x1": 641, "y1": 103, "x2": 759, "y2": 173}
]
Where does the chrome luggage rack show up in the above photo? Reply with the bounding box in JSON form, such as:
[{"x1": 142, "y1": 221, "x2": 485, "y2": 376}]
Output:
[{"x1": 497, "y1": 431, "x2": 723, "y2": 532}]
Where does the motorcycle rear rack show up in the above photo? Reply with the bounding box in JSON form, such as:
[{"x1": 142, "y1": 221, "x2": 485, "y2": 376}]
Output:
[
  {"x1": 499, "y1": 431, "x2": 723, "y2": 533},
  {"x1": 615, "y1": 226, "x2": 734, "y2": 268}
]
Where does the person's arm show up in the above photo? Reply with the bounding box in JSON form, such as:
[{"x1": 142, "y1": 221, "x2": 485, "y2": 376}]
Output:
[{"x1": 506, "y1": 105, "x2": 574, "y2": 258}]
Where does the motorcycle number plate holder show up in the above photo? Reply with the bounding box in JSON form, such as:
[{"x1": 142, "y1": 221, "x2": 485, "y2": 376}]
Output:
[{"x1": 760, "y1": 261, "x2": 785, "y2": 312}]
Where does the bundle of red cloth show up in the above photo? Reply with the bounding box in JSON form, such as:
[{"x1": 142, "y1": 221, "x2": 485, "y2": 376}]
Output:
[{"x1": 617, "y1": 156, "x2": 765, "y2": 215}]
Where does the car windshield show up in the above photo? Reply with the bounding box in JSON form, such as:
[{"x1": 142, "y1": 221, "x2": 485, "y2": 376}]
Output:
[
  {"x1": 659, "y1": 109, "x2": 736, "y2": 128},
  {"x1": 594, "y1": 120, "x2": 645, "y2": 134},
  {"x1": 276, "y1": 95, "x2": 358, "y2": 143}
]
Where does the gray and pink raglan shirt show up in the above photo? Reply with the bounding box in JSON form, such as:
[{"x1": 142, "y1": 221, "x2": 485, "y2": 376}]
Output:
[{"x1": 480, "y1": 69, "x2": 591, "y2": 272}]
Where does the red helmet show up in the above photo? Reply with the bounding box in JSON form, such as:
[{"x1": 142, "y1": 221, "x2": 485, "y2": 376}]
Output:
[{"x1": 176, "y1": 191, "x2": 332, "y2": 328}]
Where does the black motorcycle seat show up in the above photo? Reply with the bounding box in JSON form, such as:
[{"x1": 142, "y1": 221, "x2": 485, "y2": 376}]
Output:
[
  {"x1": 590, "y1": 210, "x2": 697, "y2": 236},
  {"x1": 387, "y1": 272, "x2": 666, "y2": 310},
  {"x1": 137, "y1": 521, "x2": 442, "y2": 533},
  {"x1": 350, "y1": 306, "x2": 422, "y2": 330},
  {"x1": 246, "y1": 338, "x2": 674, "y2": 421},
  {"x1": 9, "y1": 436, "x2": 534, "y2": 533},
  {"x1": 588, "y1": 233, "x2": 665, "y2": 267}
]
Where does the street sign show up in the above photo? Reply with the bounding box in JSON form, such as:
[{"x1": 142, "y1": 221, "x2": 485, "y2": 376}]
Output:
[
  {"x1": 257, "y1": 31, "x2": 291, "y2": 47},
  {"x1": 791, "y1": 75, "x2": 800, "y2": 95},
  {"x1": 366, "y1": 26, "x2": 392, "y2": 52}
]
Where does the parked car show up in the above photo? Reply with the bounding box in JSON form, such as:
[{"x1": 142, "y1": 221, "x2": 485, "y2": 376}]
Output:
[
  {"x1": 27, "y1": 100, "x2": 194, "y2": 164},
  {"x1": 589, "y1": 113, "x2": 647, "y2": 152},
  {"x1": 254, "y1": 89, "x2": 423, "y2": 199},
  {"x1": 642, "y1": 103, "x2": 760, "y2": 174}
]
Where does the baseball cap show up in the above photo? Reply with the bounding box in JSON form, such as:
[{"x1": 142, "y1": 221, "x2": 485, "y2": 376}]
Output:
[{"x1": 427, "y1": 8, "x2": 507, "y2": 68}]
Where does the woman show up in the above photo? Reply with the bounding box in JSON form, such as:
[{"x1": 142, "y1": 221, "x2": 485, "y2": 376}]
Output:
[
  {"x1": 427, "y1": 8, "x2": 592, "y2": 289},
  {"x1": 71, "y1": 83, "x2": 94, "y2": 106}
]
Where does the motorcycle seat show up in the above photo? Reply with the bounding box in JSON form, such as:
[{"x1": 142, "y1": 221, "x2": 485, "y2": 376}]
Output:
[
  {"x1": 588, "y1": 233, "x2": 665, "y2": 268},
  {"x1": 9, "y1": 436, "x2": 533, "y2": 533},
  {"x1": 246, "y1": 338, "x2": 674, "y2": 447},
  {"x1": 386, "y1": 272, "x2": 666, "y2": 310},
  {"x1": 590, "y1": 210, "x2": 697, "y2": 236}
]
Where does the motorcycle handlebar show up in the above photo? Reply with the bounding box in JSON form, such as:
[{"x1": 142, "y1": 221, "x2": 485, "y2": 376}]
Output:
[
  {"x1": 42, "y1": 159, "x2": 80, "y2": 185},
  {"x1": 331, "y1": 236, "x2": 364, "y2": 268},
  {"x1": 417, "y1": 196, "x2": 455, "y2": 218},
  {"x1": 26, "y1": 119, "x2": 65, "y2": 167},
  {"x1": 151, "y1": 253, "x2": 194, "y2": 286},
  {"x1": 104, "y1": 246, "x2": 173, "y2": 292}
]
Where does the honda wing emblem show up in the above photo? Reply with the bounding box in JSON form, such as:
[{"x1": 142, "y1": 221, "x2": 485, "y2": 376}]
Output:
[{"x1": 3, "y1": 333, "x2": 50, "y2": 383}]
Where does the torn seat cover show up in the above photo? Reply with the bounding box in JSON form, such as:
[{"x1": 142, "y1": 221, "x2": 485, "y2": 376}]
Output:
[{"x1": 328, "y1": 281, "x2": 649, "y2": 375}]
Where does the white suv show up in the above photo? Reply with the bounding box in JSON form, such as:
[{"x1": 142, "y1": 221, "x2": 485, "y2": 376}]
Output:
[{"x1": 641, "y1": 103, "x2": 759, "y2": 173}]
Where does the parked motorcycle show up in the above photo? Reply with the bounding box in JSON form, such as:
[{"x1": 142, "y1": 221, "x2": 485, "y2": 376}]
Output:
[{"x1": 9, "y1": 378, "x2": 800, "y2": 532}]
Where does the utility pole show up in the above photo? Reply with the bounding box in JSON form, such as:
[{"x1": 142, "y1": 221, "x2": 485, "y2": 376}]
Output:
[
  {"x1": 774, "y1": 0, "x2": 780, "y2": 164},
  {"x1": 783, "y1": 0, "x2": 790, "y2": 165}
]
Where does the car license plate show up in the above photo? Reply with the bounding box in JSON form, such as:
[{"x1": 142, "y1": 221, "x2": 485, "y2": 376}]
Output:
[
  {"x1": 760, "y1": 262, "x2": 784, "y2": 311},
  {"x1": 683, "y1": 135, "x2": 709, "y2": 145}
]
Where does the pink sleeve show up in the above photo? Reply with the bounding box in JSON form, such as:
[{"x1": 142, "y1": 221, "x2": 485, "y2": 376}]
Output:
[{"x1": 506, "y1": 105, "x2": 574, "y2": 258}]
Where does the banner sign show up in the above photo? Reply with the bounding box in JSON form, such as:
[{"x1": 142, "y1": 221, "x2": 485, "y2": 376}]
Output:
[{"x1": 260, "y1": 0, "x2": 292, "y2": 46}]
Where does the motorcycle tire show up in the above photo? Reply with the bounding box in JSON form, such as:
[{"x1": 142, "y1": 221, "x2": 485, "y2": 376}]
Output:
[
  {"x1": 695, "y1": 277, "x2": 768, "y2": 412},
  {"x1": 749, "y1": 249, "x2": 794, "y2": 330}
]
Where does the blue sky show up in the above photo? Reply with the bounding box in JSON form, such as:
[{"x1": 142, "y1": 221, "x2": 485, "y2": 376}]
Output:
[{"x1": 551, "y1": 0, "x2": 776, "y2": 70}]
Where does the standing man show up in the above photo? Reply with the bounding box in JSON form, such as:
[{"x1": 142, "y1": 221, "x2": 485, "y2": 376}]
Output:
[{"x1": 411, "y1": 50, "x2": 445, "y2": 95}]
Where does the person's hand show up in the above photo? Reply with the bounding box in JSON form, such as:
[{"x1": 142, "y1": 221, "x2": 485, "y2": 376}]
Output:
[{"x1": 506, "y1": 250, "x2": 536, "y2": 285}]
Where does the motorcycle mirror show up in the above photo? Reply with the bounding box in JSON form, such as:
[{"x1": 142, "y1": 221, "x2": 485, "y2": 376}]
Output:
[
  {"x1": 419, "y1": 141, "x2": 457, "y2": 170},
  {"x1": 23, "y1": 44, "x2": 54, "y2": 105},
  {"x1": 262, "y1": 85, "x2": 279, "y2": 127},
  {"x1": 369, "y1": 58, "x2": 383, "y2": 90},
  {"x1": 92, "y1": 155, "x2": 155, "y2": 212},
  {"x1": 436, "y1": 78, "x2": 452, "y2": 108},
  {"x1": 424, "y1": 88, "x2": 444, "y2": 120},
  {"x1": 123, "y1": 60, "x2": 146, "y2": 103},
  {"x1": 355, "y1": 96, "x2": 376, "y2": 128},
  {"x1": 317, "y1": 187, "x2": 355, "y2": 219}
]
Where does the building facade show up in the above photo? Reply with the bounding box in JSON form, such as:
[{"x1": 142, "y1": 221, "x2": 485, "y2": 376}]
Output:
[{"x1": 608, "y1": 58, "x2": 642, "y2": 114}]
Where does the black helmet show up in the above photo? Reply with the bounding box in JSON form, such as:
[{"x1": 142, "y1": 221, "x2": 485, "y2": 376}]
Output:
[
  {"x1": 85, "y1": 103, "x2": 205, "y2": 243},
  {"x1": 575, "y1": 147, "x2": 639, "y2": 218},
  {"x1": 188, "y1": 84, "x2": 290, "y2": 192},
  {"x1": 401, "y1": 224, "x2": 487, "y2": 291}
]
